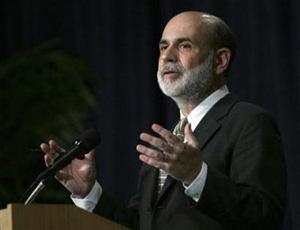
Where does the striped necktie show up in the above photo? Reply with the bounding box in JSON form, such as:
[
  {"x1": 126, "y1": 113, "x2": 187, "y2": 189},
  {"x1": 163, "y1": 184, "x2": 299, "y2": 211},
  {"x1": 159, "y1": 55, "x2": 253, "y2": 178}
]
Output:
[{"x1": 157, "y1": 118, "x2": 188, "y2": 194}]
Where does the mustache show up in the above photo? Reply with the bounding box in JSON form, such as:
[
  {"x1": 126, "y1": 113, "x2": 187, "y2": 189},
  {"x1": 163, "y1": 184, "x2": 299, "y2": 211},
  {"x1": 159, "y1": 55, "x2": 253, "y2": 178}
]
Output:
[{"x1": 158, "y1": 63, "x2": 184, "y2": 74}]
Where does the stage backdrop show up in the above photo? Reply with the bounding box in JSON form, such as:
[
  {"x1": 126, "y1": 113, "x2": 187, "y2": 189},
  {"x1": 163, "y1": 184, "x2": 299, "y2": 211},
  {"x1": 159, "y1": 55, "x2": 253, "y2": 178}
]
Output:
[{"x1": 0, "y1": 0, "x2": 299, "y2": 229}]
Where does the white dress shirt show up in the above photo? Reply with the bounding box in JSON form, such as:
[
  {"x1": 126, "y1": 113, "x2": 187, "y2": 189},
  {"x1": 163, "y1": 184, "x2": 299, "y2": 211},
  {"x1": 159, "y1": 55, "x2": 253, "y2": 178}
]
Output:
[
  {"x1": 183, "y1": 85, "x2": 229, "y2": 201},
  {"x1": 72, "y1": 85, "x2": 229, "y2": 211}
]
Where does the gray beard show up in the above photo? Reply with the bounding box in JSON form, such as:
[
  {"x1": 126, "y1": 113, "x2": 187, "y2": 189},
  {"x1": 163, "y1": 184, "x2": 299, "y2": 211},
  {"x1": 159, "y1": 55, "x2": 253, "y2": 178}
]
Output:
[{"x1": 157, "y1": 51, "x2": 214, "y2": 106}]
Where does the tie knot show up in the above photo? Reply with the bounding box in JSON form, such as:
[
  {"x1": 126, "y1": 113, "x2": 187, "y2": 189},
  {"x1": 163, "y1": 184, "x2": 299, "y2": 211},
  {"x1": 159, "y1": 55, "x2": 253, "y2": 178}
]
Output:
[{"x1": 173, "y1": 117, "x2": 188, "y2": 141}]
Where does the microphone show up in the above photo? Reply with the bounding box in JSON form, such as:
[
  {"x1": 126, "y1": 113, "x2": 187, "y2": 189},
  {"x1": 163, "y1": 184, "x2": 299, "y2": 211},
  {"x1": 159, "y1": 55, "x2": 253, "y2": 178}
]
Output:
[
  {"x1": 36, "y1": 128, "x2": 101, "y2": 181},
  {"x1": 21, "y1": 128, "x2": 101, "y2": 204}
]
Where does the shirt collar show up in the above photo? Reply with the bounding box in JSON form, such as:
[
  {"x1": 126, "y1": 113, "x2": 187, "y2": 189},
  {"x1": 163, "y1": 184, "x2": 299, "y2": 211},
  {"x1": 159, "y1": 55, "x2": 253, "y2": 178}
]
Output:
[{"x1": 180, "y1": 85, "x2": 230, "y2": 131}]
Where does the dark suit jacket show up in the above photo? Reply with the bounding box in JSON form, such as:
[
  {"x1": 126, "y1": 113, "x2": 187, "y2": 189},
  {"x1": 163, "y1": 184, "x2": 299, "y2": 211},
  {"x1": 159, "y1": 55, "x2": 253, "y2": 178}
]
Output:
[{"x1": 94, "y1": 94, "x2": 286, "y2": 230}]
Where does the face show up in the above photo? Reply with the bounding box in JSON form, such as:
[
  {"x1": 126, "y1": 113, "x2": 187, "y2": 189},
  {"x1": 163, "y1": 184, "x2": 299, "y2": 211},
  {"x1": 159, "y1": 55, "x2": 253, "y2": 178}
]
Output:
[
  {"x1": 157, "y1": 13, "x2": 214, "y2": 100},
  {"x1": 157, "y1": 52, "x2": 214, "y2": 99}
]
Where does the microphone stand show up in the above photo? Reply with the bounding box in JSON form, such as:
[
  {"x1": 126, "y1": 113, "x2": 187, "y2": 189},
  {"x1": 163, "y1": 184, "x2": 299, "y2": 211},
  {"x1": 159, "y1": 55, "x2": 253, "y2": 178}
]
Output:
[
  {"x1": 21, "y1": 173, "x2": 54, "y2": 205},
  {"x1": 24, "y1": 179, "x2": 46, "y2": 205}
]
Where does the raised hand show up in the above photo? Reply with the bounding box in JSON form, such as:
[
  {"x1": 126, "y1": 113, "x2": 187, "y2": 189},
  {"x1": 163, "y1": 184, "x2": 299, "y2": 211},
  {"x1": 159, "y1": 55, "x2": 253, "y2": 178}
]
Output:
[
  {"x1": 136, "y1": 123, "x2": 202, "y2": 185},
  {"x1": 40, "y1": 140, "x2": 96, "y2": 198}
]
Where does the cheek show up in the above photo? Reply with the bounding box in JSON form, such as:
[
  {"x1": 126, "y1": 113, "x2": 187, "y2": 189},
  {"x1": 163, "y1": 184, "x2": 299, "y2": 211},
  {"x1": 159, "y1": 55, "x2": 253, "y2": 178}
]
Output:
[
  {"x1": 180, "y1": 58, "x2": 200, "y2": 71},
  {"x1": 158, "y1": 57, "x2": 164, "y2": 69},
  {"x1": 178, "y1": 52, "x2": 201, "y2": 69}
]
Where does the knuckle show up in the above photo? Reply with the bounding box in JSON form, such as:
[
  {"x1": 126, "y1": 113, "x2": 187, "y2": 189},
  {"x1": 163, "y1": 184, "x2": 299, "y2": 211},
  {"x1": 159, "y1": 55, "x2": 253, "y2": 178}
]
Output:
[
  {"x1": 145, "y1": 150, "x2": 152, "y2": 156},
  {"x1": 153, "y1": 151, "x2": 160, "y2": 159},
  {"x1": 166, "y1": 145, "x2": 173, "y2": 153},
  {"x1": 172, "y1": 154, "x2": 179, "y2": 161},
  {"x1": 173, "y1": 144, "x2": 182, "y2": 152},
  {"x1": 166, "y1": 133, "x2": 173, "y2": 140},
  {"x1": 160, "y1": 141, "x2": 165, "y2": 148},
  {"x1": 147, "y1": 158, "x2": 152, "y2": 164},
  {"x1": 147, "y1": 135, "x2": 153, "y2": 142},
  {"x1": 179, "y1": 143, "x2": 185, "y2": 151},
  {"x1": 153, "y1": 139, "x2": 161, "y2": 146}
]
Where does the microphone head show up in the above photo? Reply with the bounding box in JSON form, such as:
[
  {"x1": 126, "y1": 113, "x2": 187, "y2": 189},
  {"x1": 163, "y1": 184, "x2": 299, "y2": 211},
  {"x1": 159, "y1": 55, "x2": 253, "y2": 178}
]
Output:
[{"x1": 77, "y1": 128, "x2": 101, "y2": 153}]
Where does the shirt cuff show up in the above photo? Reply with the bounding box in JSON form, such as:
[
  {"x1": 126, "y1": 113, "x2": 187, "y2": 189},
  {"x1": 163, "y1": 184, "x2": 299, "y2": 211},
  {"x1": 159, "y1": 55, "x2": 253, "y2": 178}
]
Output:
[
  {"x1": 71, "y1": 181, "x2": 102, "y2": 212},
  {"x1": 183, "y1": 162, "x2": 208, "y2": 202}
]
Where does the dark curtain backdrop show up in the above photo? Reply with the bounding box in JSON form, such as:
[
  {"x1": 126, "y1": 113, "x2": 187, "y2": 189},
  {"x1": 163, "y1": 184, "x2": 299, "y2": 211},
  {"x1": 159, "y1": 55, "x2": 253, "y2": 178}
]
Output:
[{"x1": 0, "y1": 0, "x2": 299, "y2": 229}]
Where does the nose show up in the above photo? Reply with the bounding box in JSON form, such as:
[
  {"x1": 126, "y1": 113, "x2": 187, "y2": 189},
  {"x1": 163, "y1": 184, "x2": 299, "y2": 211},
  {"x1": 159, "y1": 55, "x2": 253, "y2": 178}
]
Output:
[{"x1": 160, "y1": 46, "x2": 178, "y2": 63}]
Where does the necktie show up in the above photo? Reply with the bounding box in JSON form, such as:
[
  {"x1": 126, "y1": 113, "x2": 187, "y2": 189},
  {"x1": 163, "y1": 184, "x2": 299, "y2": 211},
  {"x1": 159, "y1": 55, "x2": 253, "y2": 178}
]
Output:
[
  {"x1": 157, "y1": 117, "x2": 188, "y2": 194},
  {"x1": 173, "y1": 117, "x2": 188, "y2": 142}
]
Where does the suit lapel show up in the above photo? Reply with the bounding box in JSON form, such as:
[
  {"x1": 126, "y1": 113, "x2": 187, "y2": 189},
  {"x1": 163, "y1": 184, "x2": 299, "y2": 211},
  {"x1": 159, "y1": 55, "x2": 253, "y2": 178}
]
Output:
[
  {"x1": 145, "y1": 167, "x2": 159, "y2": 210},
  {"x1": 155, "y1": 175, "x2": 176, "y2": 204},
  {"x1": 145, "y1": 167, "x2": 175, "y2": 208},
  {"x1": 194, "y1": 119, "x2": 221, "y2": 149},
  {"x1": 193, "y1": 93, "x2": 239, "y2": 149}
]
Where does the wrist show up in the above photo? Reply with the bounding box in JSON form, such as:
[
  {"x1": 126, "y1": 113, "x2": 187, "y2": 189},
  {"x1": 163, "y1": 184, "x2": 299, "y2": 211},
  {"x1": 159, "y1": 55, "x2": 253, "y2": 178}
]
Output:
[
  {"x1": 72, "y1": 180, "x2": 96, "y2": 198},
  {"x1": 71, "y1": 181, "x2": 102, "y2": 212},
  {"x1": 183, "y1": 161, "x2": 202, "y2": 185}
]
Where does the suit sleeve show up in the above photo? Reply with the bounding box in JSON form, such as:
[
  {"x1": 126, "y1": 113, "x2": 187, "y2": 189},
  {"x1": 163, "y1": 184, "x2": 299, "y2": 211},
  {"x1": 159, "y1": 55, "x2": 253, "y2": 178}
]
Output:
[
  {"x1": 92, "y1": 191, "x2": 139, "y2": 229},
  {"x1": 196, "y1": 112, "x2": 286, "y2": 229},
  {"x1": 92, "y1": 164, "x2": 151, "y2": 229}
]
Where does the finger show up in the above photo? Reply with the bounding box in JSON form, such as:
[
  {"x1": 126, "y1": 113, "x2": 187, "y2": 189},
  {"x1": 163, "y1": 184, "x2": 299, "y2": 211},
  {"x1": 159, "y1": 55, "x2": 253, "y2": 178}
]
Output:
[
  {"x1": 139, "y1": 133, "x2": 173, "y2": 153},
  {"x1": 151, "y1": 123, "x2": 180, "y2": 145},
  {"x1": 184, "y1": 124, "x2": 200, "y2": 148},
  {"x1": 139, "y1": 153, "x2": 167, "y2": 170},
  {"x1": 136, "y1": 144, "x2": 164, "y2": 160},
  {"x1": 44, "y1": 154, "x2": 53, "y2": 167},
  {"x1": 40, "y1": 143, "x2": 50, "y2": 153},
  {"x1": 49, "y1": 140, "x2": 66, "y2": 153},
  {"x1": 44, "y1": 140, "x2": 65, "y2": 161},
  {"x1": 40, "y1": 143, "x2": 55, "y2": 167}
]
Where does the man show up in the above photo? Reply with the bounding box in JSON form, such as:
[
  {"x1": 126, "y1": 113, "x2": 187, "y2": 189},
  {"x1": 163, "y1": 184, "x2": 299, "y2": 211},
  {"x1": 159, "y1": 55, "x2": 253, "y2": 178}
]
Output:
[{"x1": 41, "y1": 11, "x2": 286, "y2": 230}]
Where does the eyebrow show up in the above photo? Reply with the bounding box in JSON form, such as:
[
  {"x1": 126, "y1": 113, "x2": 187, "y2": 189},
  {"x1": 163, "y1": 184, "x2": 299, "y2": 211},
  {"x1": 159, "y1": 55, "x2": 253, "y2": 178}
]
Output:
[{"x1": 159, "y1": 37, "x2": 193, "y2": 46}]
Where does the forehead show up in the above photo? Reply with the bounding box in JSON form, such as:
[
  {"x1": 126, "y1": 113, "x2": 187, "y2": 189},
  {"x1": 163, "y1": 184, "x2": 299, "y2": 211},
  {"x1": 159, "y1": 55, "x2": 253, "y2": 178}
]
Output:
[{"x1": 161, "y1": 15, "x2": 204, "y2": 43}]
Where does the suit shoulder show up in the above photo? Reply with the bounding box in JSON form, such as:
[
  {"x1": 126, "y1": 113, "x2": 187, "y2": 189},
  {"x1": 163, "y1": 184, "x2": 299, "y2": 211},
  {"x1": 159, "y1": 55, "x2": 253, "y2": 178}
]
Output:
[
  {"x1": 211, "y1": 94, "x2": 273, "y2": 121},
  {"x1": 226, "y1": 100, "x2": 280, "y2": 134},
  {"x1": 231, "y1": 100, "x2": 273, "y2": 118}
]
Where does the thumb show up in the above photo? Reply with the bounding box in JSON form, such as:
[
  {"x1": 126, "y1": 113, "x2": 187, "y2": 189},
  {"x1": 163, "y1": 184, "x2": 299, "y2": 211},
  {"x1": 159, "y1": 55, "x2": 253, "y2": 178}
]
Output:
[{"x1": 184, "y1": 123, "x2": 200, "y2": 149}]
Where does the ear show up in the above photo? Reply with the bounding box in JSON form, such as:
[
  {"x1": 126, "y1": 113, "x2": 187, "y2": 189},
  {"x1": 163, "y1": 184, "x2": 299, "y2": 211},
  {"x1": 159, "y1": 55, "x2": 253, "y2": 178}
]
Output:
[{"x1": 214, "y1": 48, "x2": 231, "y2": 75}]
